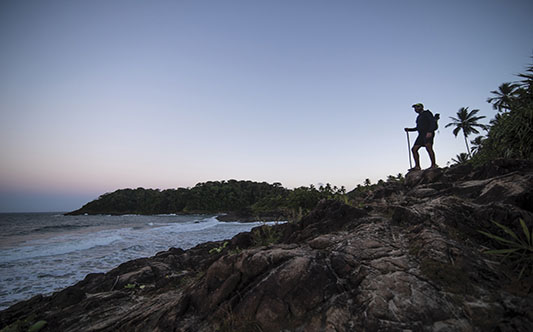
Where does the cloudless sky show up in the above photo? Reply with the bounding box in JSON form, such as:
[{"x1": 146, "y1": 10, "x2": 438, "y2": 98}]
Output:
[{"x1": 1, "y1": 0, "x2": 532, "y2": 212}]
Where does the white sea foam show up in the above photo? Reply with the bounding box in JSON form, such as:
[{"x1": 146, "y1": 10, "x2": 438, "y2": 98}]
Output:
[
  {"x1": 159, "y1": 216, "x2": 219, "y2": 233},
  {"x1": 1, "y1": 232, "x2": 123, "y2": 263},
  {"x1": 0, "y1": 214, "x2": 270, "y2": 310}
]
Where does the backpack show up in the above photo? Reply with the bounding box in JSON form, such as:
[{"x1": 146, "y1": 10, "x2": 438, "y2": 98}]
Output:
[{"x1": 425, "y1": 110, "x2": 440, "y2": 131}]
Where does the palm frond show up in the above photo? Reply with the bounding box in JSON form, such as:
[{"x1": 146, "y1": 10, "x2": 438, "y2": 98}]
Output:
[{"x1": 452, "y1": 126, "x2": 461, "y2": 137}]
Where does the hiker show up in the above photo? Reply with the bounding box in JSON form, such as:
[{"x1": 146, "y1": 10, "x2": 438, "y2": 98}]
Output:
[{"x1": 404, "y1": 103, "x2": 438, "y2": 170}]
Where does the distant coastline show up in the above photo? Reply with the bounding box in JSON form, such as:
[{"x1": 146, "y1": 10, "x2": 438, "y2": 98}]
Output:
[{"x1": 65, "y1": 180, "x2": 349, "y2": 222}]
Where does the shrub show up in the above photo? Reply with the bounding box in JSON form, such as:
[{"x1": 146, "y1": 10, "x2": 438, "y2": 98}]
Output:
[{"x1": 479, "y1": 219, "x2": 533, "y2": 279}]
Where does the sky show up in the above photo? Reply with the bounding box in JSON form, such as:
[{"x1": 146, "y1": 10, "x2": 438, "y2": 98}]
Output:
[{"x1": 1, "y1": 0, "x2": 532, "y2": 212}]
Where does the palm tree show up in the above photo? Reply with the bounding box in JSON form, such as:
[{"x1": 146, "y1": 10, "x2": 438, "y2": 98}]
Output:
[
  {"x1": 487, "y1": 82, "x2": 519, "y2": 112},
  {"x1": 452, "y1": 153, "x2": 470, "y2": 165},
  {"x1": 470, "y1": 136, "x2": 485, "y2": 155},
  {"x1": 490, "y1": 112, "x2": 506, "y2": 126},
  {"x1": 446, "y1": 107, "x2": 487, "y2": 157}
]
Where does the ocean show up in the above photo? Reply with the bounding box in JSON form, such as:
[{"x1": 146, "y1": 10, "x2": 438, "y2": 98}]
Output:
[{"x1": 0, "y1": 212, "x2": 278, "y2": 310}]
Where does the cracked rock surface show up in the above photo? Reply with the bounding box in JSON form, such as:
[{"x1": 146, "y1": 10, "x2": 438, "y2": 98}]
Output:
[{"x1": 1, "y1": 159, "x2": 532, "y2": 331}]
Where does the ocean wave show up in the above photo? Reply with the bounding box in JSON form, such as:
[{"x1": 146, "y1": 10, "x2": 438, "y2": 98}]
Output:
[
  {"x1": 153, "y1": 216, "x2": 220, "y2": 234},
  {"x1": 0, "y1": 233, "x2": 123, "y2": 263},
  {"x1": 0, "y1": 213, "x2": 269, "y2": 311},
  {"x1": 34, "y1": 224, "x2": 91, "y2": 233},
  {"x1": 220, "y1": 220, "x2": 287, "y2": 227}
]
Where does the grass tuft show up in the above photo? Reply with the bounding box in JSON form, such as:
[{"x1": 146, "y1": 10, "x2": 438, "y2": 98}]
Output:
[{"x1": 479, "y1": 218, "x2": 533, "y2": 279}]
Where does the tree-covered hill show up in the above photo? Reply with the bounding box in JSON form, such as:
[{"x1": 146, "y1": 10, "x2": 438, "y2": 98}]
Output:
[{"x1": 66, "y1": 180, "x2": 347, "y2": 218}]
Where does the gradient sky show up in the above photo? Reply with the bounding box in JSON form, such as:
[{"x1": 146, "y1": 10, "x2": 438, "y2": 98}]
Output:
[{"x1": 1, "y1": 0, "x2": 532, "y2": 212}]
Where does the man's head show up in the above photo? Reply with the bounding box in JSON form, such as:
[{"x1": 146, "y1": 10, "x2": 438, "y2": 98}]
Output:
[{"x1": 412, "y1": 103, "x2": 424, "y2": 113}]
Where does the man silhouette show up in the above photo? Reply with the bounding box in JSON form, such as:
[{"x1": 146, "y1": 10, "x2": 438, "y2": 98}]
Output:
[{"x1": 404, "y1": 103, "x2": 438, "y2": 170}]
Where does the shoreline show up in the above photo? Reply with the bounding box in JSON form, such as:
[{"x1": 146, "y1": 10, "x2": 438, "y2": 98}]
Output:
[
  {"x1": 0, "y1": 213, "x2": 270, "y2": 311},
  {"x1": 65, "y1": 210, "x2": 288, "y2": 223}
]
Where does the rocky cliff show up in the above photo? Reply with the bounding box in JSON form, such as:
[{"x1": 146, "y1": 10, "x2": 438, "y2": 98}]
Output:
[{"x1": 2, "y1": 159, "x2": 533, "y2": 332}]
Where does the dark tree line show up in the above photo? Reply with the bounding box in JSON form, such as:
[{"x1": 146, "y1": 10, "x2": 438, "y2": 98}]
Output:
[
  {"x1": 67, "y1": 180, "x2": 347, "y2": 217},
  {"x1": 479, "y1": 61, "x2": 533, "y2": 161},
  {"x1": 451, "y1": 59, "x2": 533, "y2": 165}
]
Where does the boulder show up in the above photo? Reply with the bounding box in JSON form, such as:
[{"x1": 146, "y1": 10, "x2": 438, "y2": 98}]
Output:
[{"x1": 405, "y1": 167, "x2": 444, "y2": 187}]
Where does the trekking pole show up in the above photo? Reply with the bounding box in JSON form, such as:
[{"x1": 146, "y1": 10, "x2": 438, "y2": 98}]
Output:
[{"x1": 406, "y1": 131, "x2": 413, "y2": 169}]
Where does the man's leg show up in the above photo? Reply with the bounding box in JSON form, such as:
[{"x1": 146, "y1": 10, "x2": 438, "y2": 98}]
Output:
[
  {"x1": 411, "y1": 145, "x2": 422, "y2": 170},
  {"x1": 425, "y1": 143, "x2": 437, "y2": 168}
]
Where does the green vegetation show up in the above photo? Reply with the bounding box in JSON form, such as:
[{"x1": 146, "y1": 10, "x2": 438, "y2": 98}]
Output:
[
  {"x1": 209, "y1": 241, "x2": 229, "y2": 254},
  {"x1": 0, "y1": 316, "x2": 47, "y2": 332},
  {"x1": 469, "y1": 135, "x2": 484, "y2": 155},
  {"x1": 68, "y1": 180, "x2": 351, "y2": 217},
  {"x1": 252, "y1": 224, "x2": 282, "y2": 247},
  {"x1": 123, "y1": 283, "x2": 146, "y2": 290},
  {"x1": 468, "y1": 60, "x2": 533, "y2": 163},
  {"x1": 479, "y1": 219, "x2": 533, "y2": 279},
  {"x1": 69, "y1": 180, "x2": 285, "y2": 215},
  {"x1": 27, "y1": 321, "x2": 47, "y2": 332}
]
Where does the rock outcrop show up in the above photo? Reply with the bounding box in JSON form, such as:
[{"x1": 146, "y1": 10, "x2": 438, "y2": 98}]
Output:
[{"x1": 2, "y1": 159, "x2": 533, "y2": 331}]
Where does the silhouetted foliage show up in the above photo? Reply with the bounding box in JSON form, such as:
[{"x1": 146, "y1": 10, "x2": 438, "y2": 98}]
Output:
[
  {"x1": 68, "y1": 180, "x2": 350, "y2": 217},
  {"x1": 470, "y1": 136, "x2": 484, "y2": 155},
  {"x1": 452, "y1": 153, "x2": 470, "y2": 165},
  {"x1": 473, "y1": 60, "x2": 533, "y2": 163},
  {"x1": 487, "y1": 82, "x2": 520, "y2": 112},
  {"x1": 445, "y1": 107, "x2": 487, "y2": 157}
]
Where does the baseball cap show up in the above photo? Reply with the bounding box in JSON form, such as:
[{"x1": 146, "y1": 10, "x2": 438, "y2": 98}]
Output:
[{"x1": 412, "y1": 103, "x2": 424, "y2": 109}]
